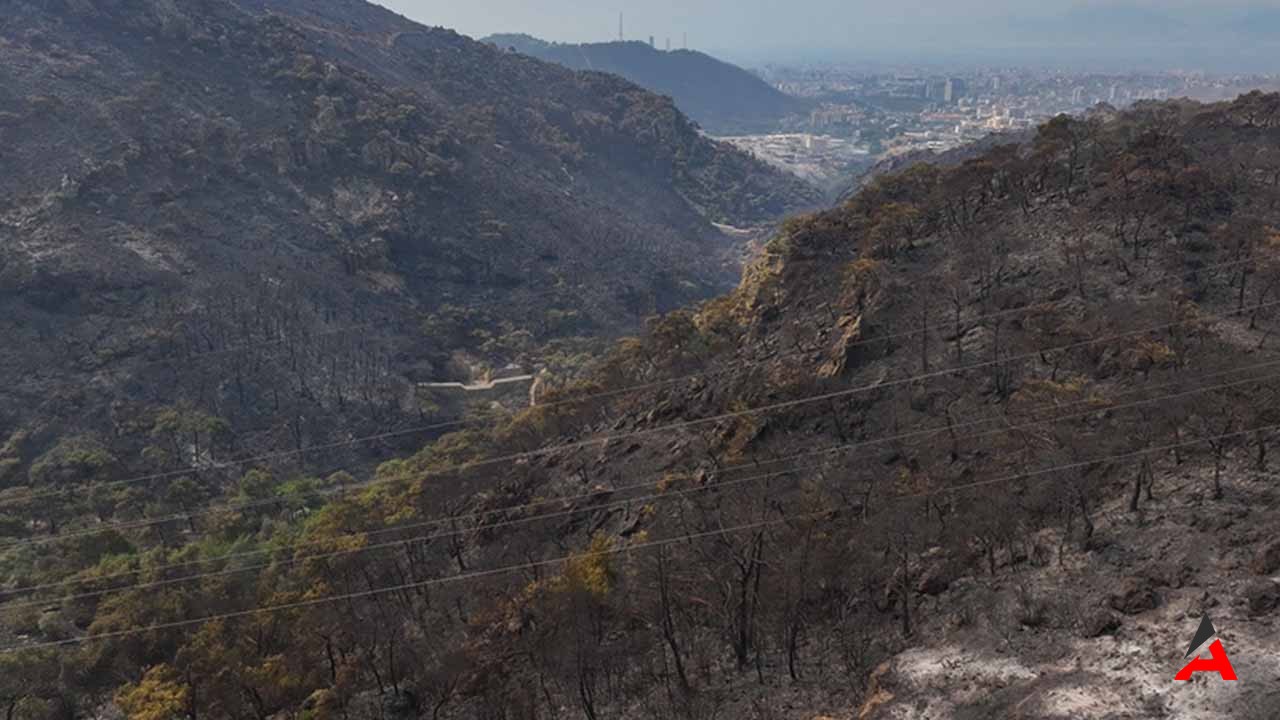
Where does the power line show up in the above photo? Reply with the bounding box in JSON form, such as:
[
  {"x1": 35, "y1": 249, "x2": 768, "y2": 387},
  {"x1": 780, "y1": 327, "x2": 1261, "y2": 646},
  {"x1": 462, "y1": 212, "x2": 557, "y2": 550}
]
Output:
[
  {"x1": 6, "y1": 299, "x2": 1070, "y2": 506},
  {"x1": 6, "y1": 360, "x2": 1276, "y2": 611},
  {"x1": 4, "y1": 296, "x2": 1276, "y2": 549},
  {"x1": 8, "y1": 254, "x2": 1256, "y2": 508},
  {"x1": 0, "y1": 464, "x2": 797, "y2": 614},
  {"x1": 3, "y1": 419, "x2": 1272, "y2": 655},
  {"x1": 17, "y1": 351, "x2": 1269, "y2": 594},
  {"x1": 8, "y1": 352, "x2": 1271, "y2": 598}
]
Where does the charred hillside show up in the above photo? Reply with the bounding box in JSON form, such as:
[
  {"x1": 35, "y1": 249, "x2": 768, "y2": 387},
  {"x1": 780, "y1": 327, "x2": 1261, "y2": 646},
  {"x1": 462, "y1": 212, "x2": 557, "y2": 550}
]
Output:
[
  {"x1": 0, "y1": 0, "x2": 819, "y2": 493},
  {"x1": 4, "y1": 93, "x2": 1280, "y2": 718}
]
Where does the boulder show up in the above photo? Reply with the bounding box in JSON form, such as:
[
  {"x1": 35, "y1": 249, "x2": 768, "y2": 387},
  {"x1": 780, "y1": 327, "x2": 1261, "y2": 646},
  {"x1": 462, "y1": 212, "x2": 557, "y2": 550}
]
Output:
[
  {"x1": 1141, "y1": 559, "x2": 1195, "y2": 590},
  {"x1": 383, "y1": 690, "x2": 419, "y2": 719},
  {"x1": 1080, "y1": 609, "x2": 1121, "y2": 638},
  {"x1": 1108, "y1": 578, "x2": 1158, "y2": 615},
  {"x1": 1251, "y1": 540, "x2": 1280, "y2": 576},
  {"x1": 1245, "y1": 580, "x2": 1280, "y2": 616},
  {"x1": 916, "y1": 565, "x2": 956, "y2": 596}
]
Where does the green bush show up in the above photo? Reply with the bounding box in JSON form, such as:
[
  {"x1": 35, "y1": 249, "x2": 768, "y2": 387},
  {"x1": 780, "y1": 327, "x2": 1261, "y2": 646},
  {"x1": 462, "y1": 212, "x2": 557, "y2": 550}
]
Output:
[{"x1": 28, "y1": 436, "x2": 117, "y2": 488}]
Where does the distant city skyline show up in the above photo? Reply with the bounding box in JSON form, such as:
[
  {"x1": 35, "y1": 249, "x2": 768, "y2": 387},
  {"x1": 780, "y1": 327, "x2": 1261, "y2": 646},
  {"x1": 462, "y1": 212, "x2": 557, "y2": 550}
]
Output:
[{"x1": 375, "y1": 1, "x2": 1280, "y2": 72}]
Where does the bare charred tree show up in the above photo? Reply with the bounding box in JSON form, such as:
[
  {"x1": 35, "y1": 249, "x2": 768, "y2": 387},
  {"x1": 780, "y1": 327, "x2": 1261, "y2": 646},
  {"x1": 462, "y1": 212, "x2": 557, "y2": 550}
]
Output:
[
  {"x1": 653, "y1": 545, "x2": 692, "y2": 697},
  {"x1": 1059, "y1": 214, "x2": 1097, "y2": 300},
  {"x1": 940, "y1": 269, "x2": 971, "y2": 365},
  {"x1": 1199, "y1": 391, "x2": 1244, "y2": 501},
  {"x1": 1212, "y1": 217, "x2": 1270, "y2": 313},
  {"x1": 917, "y1": 282, "x2": 934, "y2": 372}
]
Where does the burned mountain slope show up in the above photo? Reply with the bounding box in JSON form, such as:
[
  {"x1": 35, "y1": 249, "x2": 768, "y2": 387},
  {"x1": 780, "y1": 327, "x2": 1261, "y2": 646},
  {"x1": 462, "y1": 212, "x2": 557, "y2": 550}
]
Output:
[
  {"x1": 6, "y1": 94, "x2": 1280, "y2": 718},
  {"x1": 0, "y1": 0, "x2": 818, "y2": 493}
]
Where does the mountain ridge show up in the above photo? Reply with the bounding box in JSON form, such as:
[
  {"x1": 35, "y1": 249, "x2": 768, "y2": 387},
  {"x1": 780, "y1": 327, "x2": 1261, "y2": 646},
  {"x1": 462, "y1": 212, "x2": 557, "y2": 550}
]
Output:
[{"x1": 482, "y1": 32, "x2": 809, "y2": 135}]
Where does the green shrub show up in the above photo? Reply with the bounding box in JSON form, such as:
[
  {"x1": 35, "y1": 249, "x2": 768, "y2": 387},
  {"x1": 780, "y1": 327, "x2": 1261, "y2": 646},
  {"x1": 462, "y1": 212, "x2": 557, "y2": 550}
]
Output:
[{"x1": 28, "y1": 436, "x2": 117, "y2": 487}]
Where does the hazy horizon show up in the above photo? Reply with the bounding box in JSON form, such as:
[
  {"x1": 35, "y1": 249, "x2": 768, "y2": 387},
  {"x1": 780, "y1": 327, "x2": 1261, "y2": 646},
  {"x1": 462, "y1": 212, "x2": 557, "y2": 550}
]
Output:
[{"x1": 373, "y1": 0, "x2": 1280, "y2": 73}]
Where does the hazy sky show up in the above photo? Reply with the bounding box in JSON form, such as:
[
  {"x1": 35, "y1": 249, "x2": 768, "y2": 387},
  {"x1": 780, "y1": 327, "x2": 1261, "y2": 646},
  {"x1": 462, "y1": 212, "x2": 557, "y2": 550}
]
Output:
[{"x1": 373, "y1": 1, "x2": 1280, "y2": 70}]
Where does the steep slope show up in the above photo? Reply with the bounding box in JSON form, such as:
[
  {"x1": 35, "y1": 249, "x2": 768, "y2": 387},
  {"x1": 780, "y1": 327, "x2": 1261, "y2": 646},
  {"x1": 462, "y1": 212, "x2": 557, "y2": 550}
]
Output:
[
  {"x1": 483, "y1": 33, "x2": 809, "y2": 135},
  {"x1": 0, "y1": 0, "x2": 819, "y2": 488},
  {"x1": 6, "y1": 94, "x2": 1280, "y2": 718},
  {"x1": 839, "y1": 126, "x2": 1037, "y2": 204}
]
